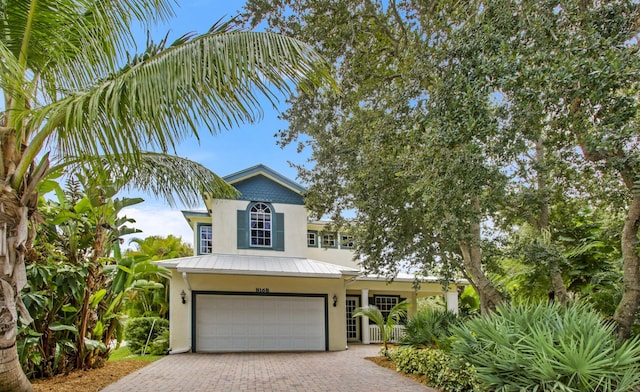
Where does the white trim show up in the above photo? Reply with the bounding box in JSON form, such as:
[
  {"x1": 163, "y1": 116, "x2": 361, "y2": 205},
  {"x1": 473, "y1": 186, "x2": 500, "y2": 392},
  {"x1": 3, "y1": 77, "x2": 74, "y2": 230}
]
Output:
[
  {"x1": 446, "y1": 291, "x2": 459, "y2": 315},
  {"x1": 361, "y1": 289, "x2": 370, "y2": 344}
]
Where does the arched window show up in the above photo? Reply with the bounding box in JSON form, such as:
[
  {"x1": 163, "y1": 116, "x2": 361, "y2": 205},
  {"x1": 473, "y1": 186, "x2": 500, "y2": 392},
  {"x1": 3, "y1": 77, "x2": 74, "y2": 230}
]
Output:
[{"x1": 250, "y1": 202, "x2": 272, "y2": 247}]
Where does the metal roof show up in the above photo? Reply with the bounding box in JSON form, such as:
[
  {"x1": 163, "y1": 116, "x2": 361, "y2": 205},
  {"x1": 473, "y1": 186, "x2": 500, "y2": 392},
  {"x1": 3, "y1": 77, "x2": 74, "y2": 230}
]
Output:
[{"x1": 157, "y1": 253, "x2": 359, "y2": 279}]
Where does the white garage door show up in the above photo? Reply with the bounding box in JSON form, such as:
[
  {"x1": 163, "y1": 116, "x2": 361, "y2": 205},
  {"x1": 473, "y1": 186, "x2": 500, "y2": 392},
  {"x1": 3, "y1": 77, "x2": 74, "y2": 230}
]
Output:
[{"x1": 195, "y1": 294, "x2": 326, "y2": 352}]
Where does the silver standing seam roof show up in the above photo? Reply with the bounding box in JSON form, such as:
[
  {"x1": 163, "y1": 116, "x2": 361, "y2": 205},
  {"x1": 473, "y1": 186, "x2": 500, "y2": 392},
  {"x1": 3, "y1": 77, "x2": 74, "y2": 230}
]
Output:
[{"x1": 157, "y1": 253, "x2": 360, "y2": 279}]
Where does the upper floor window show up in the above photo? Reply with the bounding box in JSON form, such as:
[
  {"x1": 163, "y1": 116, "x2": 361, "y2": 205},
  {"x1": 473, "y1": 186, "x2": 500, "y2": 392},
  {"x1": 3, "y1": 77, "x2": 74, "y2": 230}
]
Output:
[
  {"x1": 340, "y1": 235, "x2": 354, "y2": 249},
  {"x1": 237, "y1": 202, "x2": 284, "y2": 251},
  {"x1": 250, "y1": 202, "x2": 272, "y2": 247},
  {"x1": 199, "y1": 224, "x2": 212, "y2": 254},
  {"x1": 322, "y1": 233, "x2": 337, "y2": 248},
  {"x1": 307, "y1": 231, "x2": 318, "y2": 247}
]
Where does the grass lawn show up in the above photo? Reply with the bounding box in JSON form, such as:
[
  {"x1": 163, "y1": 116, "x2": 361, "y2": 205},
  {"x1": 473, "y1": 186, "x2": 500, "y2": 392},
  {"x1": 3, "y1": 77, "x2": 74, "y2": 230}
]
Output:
[{"x1": 108, "y1": 345, "x2": 164, "y2": 362}]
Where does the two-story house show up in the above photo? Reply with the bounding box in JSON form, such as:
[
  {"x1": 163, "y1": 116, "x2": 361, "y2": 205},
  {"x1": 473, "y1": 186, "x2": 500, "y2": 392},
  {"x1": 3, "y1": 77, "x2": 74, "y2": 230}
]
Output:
[{"x1": 159, "y1": 164, "x2": 463, "y2": 353}]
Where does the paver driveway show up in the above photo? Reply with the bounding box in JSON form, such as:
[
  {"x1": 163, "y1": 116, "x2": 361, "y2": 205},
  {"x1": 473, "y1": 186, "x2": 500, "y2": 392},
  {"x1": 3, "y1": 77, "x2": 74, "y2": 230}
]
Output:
[{"x1": 102, "y1": 344, "x2": 435, "y2": 391}]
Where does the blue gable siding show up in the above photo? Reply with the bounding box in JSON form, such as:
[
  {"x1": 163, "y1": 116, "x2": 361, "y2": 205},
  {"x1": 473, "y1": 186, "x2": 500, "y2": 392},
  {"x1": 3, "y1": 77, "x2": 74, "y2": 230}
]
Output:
[{"x1": 234, "y1": 175, "x2": 305, "y2": 205}]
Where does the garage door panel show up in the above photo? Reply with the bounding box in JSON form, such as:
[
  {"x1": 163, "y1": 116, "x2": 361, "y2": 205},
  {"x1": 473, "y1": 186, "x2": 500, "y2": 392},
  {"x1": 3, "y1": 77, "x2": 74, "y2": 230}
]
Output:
[{"x1": 195, "y1": 294, "x2": 326, "y2": 352}]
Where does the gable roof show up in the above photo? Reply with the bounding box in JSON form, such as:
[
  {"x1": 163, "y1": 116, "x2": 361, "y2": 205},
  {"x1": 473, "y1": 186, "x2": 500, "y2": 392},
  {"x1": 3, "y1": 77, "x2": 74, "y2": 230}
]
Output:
[
  {"x1": 222, "y1": 164, "x2": 306, "y2": 205},
  {"x1": 223, "y1": 164, "x2": 306, "y2": 195}
]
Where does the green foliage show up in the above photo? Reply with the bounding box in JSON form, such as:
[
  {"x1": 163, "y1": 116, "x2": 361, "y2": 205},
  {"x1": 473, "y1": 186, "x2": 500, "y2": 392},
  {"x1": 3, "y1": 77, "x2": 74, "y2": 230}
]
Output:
[
  {"x1": 401, "y1": 308, "x2": 459, "y2": 351},
  {"x1": 121, "y1": 234, "x2": 190, "y2": 318},
  {"x1": 17, "y1": 176, "x2": 158, "y2": 378},
  {"x1": 108, "y1": 346, "x2": 163, "y2": 362},
  {"x1": 126, "y1": 235, "x2": 193, "y2": 261},
  {"x1": 124, "y1": 317, "x2": 169, "y2": 355},
  {"x1": 244, "y1": 0, "x2": 640, "y2": 327},
  {"x1": 458, "y1": 287, "x2": 480, "y2": 318},
  {"x1": 390, "y1": 346, "x2": 481, "y2": 392},
  {"x1": 451, "y1": 301, "x2": 640, "y2": 391},
  {"x1": 352, "y1": 301, "x2": 410, "y2": 355},
  {"x1": 148, "y1": 329, "x2": 170, "y2": 356}
]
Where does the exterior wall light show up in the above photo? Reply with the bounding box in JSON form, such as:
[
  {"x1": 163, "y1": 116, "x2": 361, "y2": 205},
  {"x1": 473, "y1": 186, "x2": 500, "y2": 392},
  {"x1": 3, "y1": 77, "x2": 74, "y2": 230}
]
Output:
[
  {"x1": 333, "y1": 294, "x2": 338, "y2": 307},
  {"x1": 180, "y1": 290, "x2": 187, "y2": 304}
]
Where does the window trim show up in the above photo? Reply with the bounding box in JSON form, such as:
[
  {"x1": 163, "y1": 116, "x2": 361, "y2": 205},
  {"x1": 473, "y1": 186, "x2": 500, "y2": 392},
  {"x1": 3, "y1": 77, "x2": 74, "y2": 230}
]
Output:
[
  {"x1": 197, "y1": 223, "x2": 213, "y2": 255},
  {"x1": 340, "y1": 234, "x2": 354, "y2": 249},
  {"x1": 372, "y1": 295, "x2": 402, "y2": 321},
  {"x1": 321, "y1": 232, "x2": 338, "y2": 249},
  {"x1": 249, "y1": 202, "x2": 273, "y2": 248},
  {"x1": 307, "y1": 230, "x2": 318, "y2": 248},
  {"x1": 237, "y1": 202, "x2": 284, "y2": 251}
]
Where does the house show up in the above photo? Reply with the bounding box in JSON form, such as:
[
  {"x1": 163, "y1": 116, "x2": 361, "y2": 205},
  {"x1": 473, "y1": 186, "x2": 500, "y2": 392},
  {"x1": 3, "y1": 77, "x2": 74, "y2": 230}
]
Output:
[{"x1": 158, "y1": 164, "x2": 463, "y2": 353}]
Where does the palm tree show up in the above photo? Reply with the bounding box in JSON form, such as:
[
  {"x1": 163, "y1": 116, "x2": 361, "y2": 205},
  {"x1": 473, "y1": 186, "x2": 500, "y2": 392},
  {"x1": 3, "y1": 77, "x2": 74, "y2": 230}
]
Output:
[
  {"x1": 0, "y1": 1, "x2": 333, "y2": 390},
  {"x1": 126, "y1": 235, "x2": 193, "y2": 261},
  {"x1": 352, "y1": 301, "x2": 410, "y2": 356}
]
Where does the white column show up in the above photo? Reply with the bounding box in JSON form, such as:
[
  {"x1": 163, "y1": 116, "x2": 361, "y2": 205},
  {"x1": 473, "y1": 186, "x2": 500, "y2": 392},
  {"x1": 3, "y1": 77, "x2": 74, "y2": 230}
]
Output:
[
  {"x1": 361, "y1": 289, "x2": 370, "y2": 344},
  {"x1": 446, "y1": 290, "x2": 459, "y2": 315}
]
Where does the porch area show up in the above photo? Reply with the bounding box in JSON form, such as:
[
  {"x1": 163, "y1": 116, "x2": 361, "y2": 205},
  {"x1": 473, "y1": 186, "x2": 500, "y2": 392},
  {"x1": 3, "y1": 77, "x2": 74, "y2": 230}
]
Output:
[{"x1": 368, "y1": 325, "x2": 406, "y2": 343}]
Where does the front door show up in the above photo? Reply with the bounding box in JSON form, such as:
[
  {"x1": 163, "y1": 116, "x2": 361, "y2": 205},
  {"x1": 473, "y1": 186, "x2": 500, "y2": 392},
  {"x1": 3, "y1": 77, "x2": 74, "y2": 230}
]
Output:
[{"x1": 346, "y1": 296, "x2": 361, "y2": 342}]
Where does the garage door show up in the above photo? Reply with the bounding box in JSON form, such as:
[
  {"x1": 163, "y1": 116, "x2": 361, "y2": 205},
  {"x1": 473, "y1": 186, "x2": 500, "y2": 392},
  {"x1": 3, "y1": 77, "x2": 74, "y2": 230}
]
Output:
[{"x1": 195, "y1": 294, "x2": 326, "y2": 352}]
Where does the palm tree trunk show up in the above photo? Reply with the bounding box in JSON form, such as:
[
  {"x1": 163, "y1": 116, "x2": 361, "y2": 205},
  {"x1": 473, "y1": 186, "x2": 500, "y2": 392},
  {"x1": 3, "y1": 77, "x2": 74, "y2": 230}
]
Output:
[
  {"x1": 0, "y1": 344, "x2": 33, "y2": 392},
  {"x1": 0, "y1": 202, "x2": 34, "y2": 391}
]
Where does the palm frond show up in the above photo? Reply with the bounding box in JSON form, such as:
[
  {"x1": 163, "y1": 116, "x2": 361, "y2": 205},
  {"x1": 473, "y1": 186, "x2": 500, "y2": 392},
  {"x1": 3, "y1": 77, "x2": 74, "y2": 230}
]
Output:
[
  {"x1": 36, "y1": 30, "x2": 333, "y2": 168},
  {"x1": 0, "y1": 40, "x2": 27, "y2": 99},
  {"x1": 61, "y1": 152, "x2": 239, "y2": 208},
  {"x1": 1, "y1": 0, "x2": 175, "y2": 94}
]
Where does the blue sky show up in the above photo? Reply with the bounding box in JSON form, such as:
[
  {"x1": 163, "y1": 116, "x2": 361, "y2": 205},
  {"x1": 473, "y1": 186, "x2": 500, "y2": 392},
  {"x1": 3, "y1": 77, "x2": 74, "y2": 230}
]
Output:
[{"x1": 122, "y1": 0, "x2": 309, "y2": 247}]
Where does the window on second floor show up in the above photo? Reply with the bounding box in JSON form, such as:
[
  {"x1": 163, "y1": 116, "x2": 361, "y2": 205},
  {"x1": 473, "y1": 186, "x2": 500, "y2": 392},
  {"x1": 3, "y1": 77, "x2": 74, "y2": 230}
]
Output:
[
  {"x1": 340, "y1": 235, "x2": 354, "y2": 249},
  {"x1": 250, "y1": 202, "x2": 272, "y2": 247},
  {"x1": 307, "y1": 231, "x2": 318, "y2": 247},
  {"x1": 198, "y1": 224, "x2": 212, "y2": 255},
  {"x1": 237, "y1": 202, "x2": 284, "y2": 251},
  {"x1": 322, "y1": 233, "x2": 337, "y2": 248}
]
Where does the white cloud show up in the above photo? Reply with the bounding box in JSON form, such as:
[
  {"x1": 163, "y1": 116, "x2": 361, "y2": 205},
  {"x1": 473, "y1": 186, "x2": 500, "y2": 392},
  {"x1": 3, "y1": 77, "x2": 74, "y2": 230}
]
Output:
[{"x1": 120, "y1": 204, "x2": 194, "y2": 249}]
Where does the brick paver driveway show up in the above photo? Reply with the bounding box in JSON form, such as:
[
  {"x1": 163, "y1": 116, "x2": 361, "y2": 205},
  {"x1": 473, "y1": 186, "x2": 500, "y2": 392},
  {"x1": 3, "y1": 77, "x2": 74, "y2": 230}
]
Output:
[{"x1": 102, "y1": 344, "x2": 435, "y2": 391}]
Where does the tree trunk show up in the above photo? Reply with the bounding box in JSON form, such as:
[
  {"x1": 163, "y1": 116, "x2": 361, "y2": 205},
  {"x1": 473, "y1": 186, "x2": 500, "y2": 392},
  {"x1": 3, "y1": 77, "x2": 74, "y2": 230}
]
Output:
[
  {"x1": 534, "y1": 137, "x2": 569, "y2": 304},
  {"x1": 458, "y1": 199, "x2": 504, "y2": 313},
  {"x1": 0, "y1": 201, "x2": 34, "y2": 391},
  {"x1": 550, "y1": 270, "x2": 569, "y2": 304},
  {"x1": 459, "y1": 240, "x2": 503, "y2": 313},
  {"x1": 577, "y1": 137, "x2": 640, "y2": 339},
  {"x1": 0, "y1": 344, "x2": 33, "y2": 392},
  {"x1": 613, "y1": 195, "x2": 640, "y2": 339}
]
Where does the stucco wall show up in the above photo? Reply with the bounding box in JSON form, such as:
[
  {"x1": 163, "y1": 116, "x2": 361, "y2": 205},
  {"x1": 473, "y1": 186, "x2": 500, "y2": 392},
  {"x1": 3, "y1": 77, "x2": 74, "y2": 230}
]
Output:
[
  {"x1": 210, "y1": 199, "x2": 309, "y2": 258},
  {"x1": 168, "y1": 270, "x2": 348, "y2": 352}
]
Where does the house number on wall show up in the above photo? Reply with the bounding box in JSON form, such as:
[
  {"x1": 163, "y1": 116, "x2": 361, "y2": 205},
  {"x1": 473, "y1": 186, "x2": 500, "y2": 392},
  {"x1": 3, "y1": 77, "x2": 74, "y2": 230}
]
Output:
[{"x1": 256, "y1": 288, "x2": 270, "y2": 294}]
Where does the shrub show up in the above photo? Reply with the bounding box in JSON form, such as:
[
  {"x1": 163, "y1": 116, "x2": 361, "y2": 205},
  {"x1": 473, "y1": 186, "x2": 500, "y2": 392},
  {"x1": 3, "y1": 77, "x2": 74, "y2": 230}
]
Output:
[
  {"x1": 124, "y1": 317, "x2": 169, "y2": 355},
  {"x1": 451, "y1": 301, "x2": 640, "y2": 392},
  {"x1": 148, "y1": 329, "x2": 170, "y2": 355},
  {"x1": 390, "y1": 346, "x2": 482, "y2": 392},
  {"x1": 401, "y1": 308, "x2": 459, "y2": 350}
]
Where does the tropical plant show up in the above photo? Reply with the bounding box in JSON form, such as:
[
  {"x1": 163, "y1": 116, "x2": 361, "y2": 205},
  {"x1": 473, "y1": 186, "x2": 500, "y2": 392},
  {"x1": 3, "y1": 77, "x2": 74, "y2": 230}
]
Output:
[
  {"x1": 124, "y1": 317, "x2": 169, "y2": 355},
  {"x1": 112, "y1": 253, "x2": 171, "y2": 319},
  {"x1": 121, "y1": 235, "x2": 191, "y2": 318},
  {"x1": 390, "y1": 346, "x2": 481, "y2": 392},
  {"x1": 352, "y1": 301, "x2": 410, "y2": 356},
  {"x1": 126, "y1": 235, "x2": 193, "y2": 261},
  {"x1": 451, "y1": 301, "x2": 640, "y2": 391},
  {"x1": 17, "y1": 175, "x2": 156, "y2": 377},
  {"x1": 0, "y1": 0, "x2": 332, "y2": 389},
  {"x1": 400, "y1": 308, "x2": 459, "y2": 351}
]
